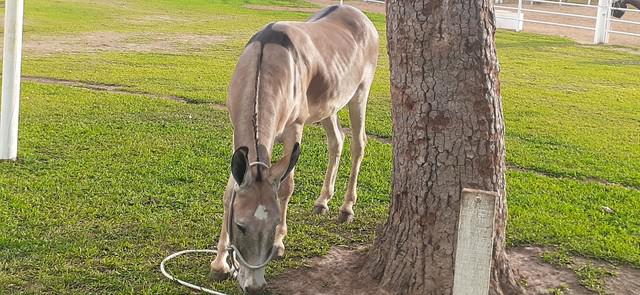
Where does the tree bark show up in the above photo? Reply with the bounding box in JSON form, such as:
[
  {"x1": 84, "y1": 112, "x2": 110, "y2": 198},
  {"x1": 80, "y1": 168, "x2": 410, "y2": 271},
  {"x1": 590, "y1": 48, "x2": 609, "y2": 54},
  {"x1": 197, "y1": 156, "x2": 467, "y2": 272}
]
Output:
[{"x1": 363, "y1": 0, "x2": 524, "y2": 294}]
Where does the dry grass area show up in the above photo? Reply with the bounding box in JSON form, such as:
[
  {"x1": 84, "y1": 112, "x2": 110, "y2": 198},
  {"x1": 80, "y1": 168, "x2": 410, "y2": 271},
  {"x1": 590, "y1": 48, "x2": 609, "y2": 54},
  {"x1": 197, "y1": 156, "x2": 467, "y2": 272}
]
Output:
[
  {"x1": 21, "y1": 32, "x2": 225, "y2": 55},
  {"x1": 307, "y1": 0, "x2": 387, "y2": 14},
  {"x1": 243, "y1": 4, "x2": 319, "y2": 12}
]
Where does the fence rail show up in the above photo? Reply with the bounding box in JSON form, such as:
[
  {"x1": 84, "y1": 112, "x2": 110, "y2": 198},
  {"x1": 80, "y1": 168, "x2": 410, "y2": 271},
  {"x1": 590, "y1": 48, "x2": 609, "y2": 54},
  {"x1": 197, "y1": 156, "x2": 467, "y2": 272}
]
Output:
[
  {"x1": 499, "y1": 15, "x2": 597, "y2": 30},
  {"x1": 493, "y1": 0, "x2": 640, "y2": 44}
]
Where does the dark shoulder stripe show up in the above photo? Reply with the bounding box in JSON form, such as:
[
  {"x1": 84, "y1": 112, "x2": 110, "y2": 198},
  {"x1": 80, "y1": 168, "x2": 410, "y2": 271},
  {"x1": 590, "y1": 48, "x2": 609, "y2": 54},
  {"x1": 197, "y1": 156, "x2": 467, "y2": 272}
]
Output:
[{"x1": 246, "y1": 23, "x2": 293, "y2": 50}]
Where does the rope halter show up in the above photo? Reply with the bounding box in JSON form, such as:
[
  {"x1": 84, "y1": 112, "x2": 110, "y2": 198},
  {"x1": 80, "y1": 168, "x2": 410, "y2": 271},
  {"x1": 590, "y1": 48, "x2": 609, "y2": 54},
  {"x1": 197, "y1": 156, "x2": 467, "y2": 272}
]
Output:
[{"x1": 226, "y1": 161, "x2": 277, "y2": 276}]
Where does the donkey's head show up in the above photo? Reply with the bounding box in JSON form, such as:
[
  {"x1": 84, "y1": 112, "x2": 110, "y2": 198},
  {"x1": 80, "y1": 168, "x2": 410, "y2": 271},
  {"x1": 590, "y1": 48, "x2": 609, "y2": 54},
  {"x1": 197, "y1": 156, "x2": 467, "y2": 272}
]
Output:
[
  {"x1": 228, "y1": 144, "x2": 300, "y2": 294},
  {"x1": 612, "y1": 0, "x2": 628, "y2": 18}
]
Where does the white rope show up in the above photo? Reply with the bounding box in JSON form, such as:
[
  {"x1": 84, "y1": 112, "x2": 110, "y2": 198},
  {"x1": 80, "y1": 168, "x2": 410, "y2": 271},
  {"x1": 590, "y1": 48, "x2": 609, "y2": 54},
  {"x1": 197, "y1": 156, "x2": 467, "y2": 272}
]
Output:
[
  {"x1": 162, "y1": 162, "x2": 273, "y2": 294},
  {"x1": 248, "y1": 161, "x2": 270, "y2": 169},
  {"x1": 160, "y1": 249, "x2": 229, "y2": 295}
]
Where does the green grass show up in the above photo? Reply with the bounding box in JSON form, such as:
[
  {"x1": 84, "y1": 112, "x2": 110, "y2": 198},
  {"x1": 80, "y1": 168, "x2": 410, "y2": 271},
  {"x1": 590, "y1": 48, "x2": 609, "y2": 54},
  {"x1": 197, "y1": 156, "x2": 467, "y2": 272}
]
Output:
[
  {"x1": 1, "y1": 0, "x2": 639, "y2": 294},
  {"x1": 499, "y1": 35, "x2": 640, "y2": 188},
  {"x1": 508, "y1": 171, "x2": 640, "y2": 265},
  {"x1": 19, "y1": 1, "x2": 640, "y2": 188},
  {"x1": 0, "y1": 83, "x2": 391, "y2": 294},
  {"x1": 548, "y1": 285, "x2": 569, "y2": 295}
]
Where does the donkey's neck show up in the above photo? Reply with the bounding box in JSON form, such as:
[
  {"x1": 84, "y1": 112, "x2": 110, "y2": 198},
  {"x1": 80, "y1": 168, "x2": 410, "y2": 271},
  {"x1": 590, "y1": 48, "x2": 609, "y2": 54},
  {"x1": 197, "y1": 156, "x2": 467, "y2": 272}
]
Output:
[
  {"x1": 233, "y1": 103, "x2": 279, "y2": 165},
  {"x1": 230, "y1": 28, "x2": 296, "y2": 166}
]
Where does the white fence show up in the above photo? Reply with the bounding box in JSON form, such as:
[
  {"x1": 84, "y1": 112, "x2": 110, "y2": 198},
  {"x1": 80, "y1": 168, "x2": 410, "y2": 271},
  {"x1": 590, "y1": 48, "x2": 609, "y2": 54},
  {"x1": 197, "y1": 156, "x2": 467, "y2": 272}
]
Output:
[
  {"x1": 361, "y1": 0, "x2": 640, "y2": 45},
  {"x1": 494, "y1": 0, "x2": 640, "y2": 44},
  {"x1": 0, "y1": 0, "x2": 25, "y2": 161}
]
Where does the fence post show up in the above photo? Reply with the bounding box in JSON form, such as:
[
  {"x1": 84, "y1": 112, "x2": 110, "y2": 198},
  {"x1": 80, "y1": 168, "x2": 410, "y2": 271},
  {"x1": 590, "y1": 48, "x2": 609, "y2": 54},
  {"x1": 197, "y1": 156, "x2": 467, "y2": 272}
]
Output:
[
  {"x1": 452, "y1": 189, "x2": 497, "y2": 295},
  {"x1": 594, "y1": 0, "x2": 612, "y2": 44},
  {"x1": 517, "y1": 0, "x2": 524, "y2": 32},
  {"x1": 0, "y1": 0, "x2": 25, "y2": 161}
]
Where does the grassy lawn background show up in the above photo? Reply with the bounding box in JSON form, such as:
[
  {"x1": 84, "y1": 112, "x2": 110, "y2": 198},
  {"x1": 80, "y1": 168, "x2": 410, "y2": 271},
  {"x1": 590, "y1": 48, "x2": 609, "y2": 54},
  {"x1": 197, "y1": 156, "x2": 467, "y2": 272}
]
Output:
[{"x1": 1, "y1": 0, "x2": 639, "y2": 294}]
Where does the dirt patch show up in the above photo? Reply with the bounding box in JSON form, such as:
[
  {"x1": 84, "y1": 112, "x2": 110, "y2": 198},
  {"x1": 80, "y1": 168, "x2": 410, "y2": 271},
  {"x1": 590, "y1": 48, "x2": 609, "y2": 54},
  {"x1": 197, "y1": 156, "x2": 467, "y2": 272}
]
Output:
[
  {"x1": 269, "y1": 246, "x2": 640, "y2": 294},
  {"x1": 592, "y1": 44, "x2": 640, "y2": 55},
  {"x1": 510, "y1": 247, "x2": 591, "y2": 294},
  {"x1": 512, "y1": 247, "x2": 640, "y2": 294},
  {"x1": 243, "y1": 5, "x2": 319, "y2": 13},
  {"x1": 123, "y1": 14, "x2": 185, "y2": 25},
  {"x1": 269, "y1": 247, "x2": 392, "y2": 295},
  {"x1": 21, "y1": 32, "x2": 225, "y2": 56}
]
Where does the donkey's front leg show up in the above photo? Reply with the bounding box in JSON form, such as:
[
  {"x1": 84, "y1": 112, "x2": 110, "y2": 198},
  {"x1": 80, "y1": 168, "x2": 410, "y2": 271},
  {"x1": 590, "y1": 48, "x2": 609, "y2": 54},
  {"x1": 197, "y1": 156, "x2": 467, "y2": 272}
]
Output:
[
  {"x1": 209, "y1": 177, "x2": 234, "y2": 280},
  {"x1": 274, "y1": 171, "x2": 294, "y2": 259},
  {"x1": 273, "y1": 123, "x2": 303, "y2": 258}
]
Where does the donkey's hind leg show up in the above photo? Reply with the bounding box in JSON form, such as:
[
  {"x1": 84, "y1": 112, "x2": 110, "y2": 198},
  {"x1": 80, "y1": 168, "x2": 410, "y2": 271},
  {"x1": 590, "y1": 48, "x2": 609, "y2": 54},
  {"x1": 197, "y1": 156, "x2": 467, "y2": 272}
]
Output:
[
  {"x1": 312, "y1": 114, "x2": 344, "y2": 214},
  {"x1": 338, "y1": 82, "x2": 371, "y2": 223}
]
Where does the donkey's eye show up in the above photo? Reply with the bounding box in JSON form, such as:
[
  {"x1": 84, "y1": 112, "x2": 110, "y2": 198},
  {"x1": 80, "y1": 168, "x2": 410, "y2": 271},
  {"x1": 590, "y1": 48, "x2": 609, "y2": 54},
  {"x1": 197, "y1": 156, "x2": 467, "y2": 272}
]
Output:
[{"x1": 235, "y1": 222, "x2": 247, "y2": 234}]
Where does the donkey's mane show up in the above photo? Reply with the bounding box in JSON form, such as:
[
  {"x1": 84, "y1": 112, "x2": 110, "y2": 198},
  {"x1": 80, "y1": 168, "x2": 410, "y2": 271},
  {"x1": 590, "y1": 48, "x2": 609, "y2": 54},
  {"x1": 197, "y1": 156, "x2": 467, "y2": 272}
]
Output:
[{"x1": 246, "y1": 23, "x2": 295, "y2": 181}]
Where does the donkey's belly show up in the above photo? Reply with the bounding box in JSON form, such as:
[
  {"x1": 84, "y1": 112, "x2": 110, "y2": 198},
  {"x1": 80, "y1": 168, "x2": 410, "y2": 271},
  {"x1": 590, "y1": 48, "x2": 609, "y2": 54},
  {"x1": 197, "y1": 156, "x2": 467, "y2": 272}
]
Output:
[
  {"x1": 305, "y1": 93, "x2": 353, "y2": 123},
  {"x1": 304, "y1": 74, "x2": 361, "y2": 123}
]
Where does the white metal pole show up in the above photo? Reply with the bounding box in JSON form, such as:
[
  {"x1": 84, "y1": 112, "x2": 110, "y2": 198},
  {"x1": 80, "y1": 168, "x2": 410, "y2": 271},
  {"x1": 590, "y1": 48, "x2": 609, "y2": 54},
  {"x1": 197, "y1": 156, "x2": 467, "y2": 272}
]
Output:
[
  {"x1": 604, "y1": 0, "x2": 612, "y2": 43},
  {"x1": 0, "y1": 0, "x2": 25, "y2": 161},
  {"x1": 517, "y1": 0, "x2": 524, "y2": 32},
  {"x1": 594, "y1": 0, "x2": 611, "y2": 44}
]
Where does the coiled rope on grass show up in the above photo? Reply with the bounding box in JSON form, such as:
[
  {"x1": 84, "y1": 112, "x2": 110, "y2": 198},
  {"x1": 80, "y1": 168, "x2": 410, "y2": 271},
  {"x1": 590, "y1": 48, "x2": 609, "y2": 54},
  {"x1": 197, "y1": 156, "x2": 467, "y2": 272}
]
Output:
[{"x1": 160, "y1": 249, "x2": 229, "y2": 295}]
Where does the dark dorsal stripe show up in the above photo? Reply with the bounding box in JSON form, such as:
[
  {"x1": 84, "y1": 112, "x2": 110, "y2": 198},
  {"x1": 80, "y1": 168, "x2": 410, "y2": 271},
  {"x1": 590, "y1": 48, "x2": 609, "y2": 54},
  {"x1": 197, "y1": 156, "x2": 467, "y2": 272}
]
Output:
[
  {"x1": 246, "y1": 23, "x2": 296, "y2": 181},
  {"x1": 312, "y1": 5, "x2": 339, "y2": 21}
]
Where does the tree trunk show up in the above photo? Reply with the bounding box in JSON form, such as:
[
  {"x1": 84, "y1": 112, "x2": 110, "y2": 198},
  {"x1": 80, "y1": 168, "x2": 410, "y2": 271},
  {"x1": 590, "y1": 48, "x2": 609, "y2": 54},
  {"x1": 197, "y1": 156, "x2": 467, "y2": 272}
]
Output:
[{"x1": 363, "y1": 0, "x2": 524, "y2": 294}]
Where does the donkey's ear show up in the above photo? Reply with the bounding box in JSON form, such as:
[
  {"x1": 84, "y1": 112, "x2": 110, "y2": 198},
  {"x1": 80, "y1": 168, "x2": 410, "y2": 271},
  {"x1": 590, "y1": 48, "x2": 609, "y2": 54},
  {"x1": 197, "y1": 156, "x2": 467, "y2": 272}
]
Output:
[
  {"x1": 231, "y1": 146, "x2": 251, "y2": 186},
  {"x1": 270, "y1": 142, "x2": 300, "y2": 184},
  {"x1": 281, "y1": 143, "x2": 301, "y2": 182}
]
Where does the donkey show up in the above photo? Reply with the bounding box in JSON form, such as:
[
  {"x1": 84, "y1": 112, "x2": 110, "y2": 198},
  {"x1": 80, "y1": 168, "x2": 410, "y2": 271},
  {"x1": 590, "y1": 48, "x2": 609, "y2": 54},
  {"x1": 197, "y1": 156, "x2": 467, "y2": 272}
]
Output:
[
  {"x1": 209, "y1": 4, "x2": 378, "y2": 294},
  {"x1": 612, "y1": 0, "x2": 640, "y2": 18}
]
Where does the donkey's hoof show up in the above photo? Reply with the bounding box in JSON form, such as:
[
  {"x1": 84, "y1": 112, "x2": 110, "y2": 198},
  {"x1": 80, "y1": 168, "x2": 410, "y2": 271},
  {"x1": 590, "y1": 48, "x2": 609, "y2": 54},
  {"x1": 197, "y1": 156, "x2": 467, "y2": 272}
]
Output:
[
  {"x1": 337, "y1": 210, "x2": 354, "y2": 223},
  {"x1": 312, "y1": 205, "x2": 329, "y2": 215},
  {"x1": 208, "y1": 269, "x2": 231, "y2": 282},
  {"x1": 209, "y1": 263, "x2": 231, "y2": 281},
  {"x1": 274, "y1": 245, "x2": 286, "y2": 260}
]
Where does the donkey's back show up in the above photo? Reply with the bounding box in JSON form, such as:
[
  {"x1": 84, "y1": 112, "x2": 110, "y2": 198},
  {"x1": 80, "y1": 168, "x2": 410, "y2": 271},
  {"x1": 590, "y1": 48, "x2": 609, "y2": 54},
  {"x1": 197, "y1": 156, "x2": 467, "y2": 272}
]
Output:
[
  {"x1": 281, "y1": 5, "x2": 379, "y2": 122},
  {"x1": 228, "y1": 5, "x2": 378, "y2": 131}
]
